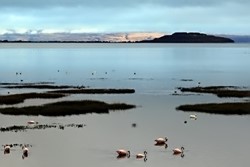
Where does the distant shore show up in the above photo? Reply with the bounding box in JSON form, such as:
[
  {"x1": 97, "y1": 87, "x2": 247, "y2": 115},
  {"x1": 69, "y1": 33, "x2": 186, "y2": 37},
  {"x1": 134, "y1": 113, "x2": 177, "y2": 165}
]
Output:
[{"x1": 0, "y1": 32, "x2": 235, "y2": 43}]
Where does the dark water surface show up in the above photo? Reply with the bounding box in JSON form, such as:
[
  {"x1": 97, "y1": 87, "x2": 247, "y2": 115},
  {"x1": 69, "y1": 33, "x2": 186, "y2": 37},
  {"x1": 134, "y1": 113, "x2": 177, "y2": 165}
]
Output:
[{"x1": 0, "y1": 43, "x2": 250, "y2": 167}]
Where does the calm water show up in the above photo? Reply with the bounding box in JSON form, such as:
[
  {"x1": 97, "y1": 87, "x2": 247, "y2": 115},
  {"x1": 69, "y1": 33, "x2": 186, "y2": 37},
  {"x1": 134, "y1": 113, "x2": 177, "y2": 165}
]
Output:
[{"x1": 0, "y1": 43, "x2": 250, "y2": 167}]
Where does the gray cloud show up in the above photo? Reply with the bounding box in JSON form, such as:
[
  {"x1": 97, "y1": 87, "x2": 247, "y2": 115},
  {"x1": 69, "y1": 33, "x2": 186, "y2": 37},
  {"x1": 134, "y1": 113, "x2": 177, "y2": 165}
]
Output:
[{"x1": 0, "y1": 0, "x2": 249, "y2": 35}]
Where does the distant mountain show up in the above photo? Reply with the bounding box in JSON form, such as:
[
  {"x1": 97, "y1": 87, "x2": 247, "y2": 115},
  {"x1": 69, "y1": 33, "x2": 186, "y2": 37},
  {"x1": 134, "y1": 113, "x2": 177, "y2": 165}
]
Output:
[
  {"x1": 0, "y1": 32, "x2": 164, "y2": 42},
  {"x1": 140, "y1": 32, "x2": 234, "y2": 43}
]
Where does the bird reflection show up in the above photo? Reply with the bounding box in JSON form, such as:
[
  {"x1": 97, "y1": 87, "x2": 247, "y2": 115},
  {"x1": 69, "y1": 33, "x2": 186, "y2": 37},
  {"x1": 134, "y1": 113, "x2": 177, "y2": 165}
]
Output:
[
  {"x1": 117, "y1": 154, "x2": 130, "y2": 159},
  {"x1": 22, "y1": 153, "x2": 28, "y2": 159},
  {"x1": 173, "y1": 152, "x2": 185, "y2": 158},
  {"x1": 154, "y1": 143, "x2": 168, "y2": 149}
]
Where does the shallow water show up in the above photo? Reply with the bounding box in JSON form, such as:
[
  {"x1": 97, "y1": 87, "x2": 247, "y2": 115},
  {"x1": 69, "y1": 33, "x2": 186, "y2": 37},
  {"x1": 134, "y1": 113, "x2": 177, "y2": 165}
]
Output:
[{"x1": 0, "y1": 43, "x2": 250, "y2": 167}]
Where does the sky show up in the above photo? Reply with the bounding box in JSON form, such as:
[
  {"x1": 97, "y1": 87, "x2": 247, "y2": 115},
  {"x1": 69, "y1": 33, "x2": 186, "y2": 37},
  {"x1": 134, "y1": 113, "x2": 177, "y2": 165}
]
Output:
[{"x1": 0, "y1": 0, "x2": 250, "y2": 35}]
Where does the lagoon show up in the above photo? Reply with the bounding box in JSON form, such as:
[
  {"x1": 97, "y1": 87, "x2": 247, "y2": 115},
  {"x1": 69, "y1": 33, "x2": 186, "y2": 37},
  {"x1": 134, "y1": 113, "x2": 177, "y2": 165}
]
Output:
[{"x1": 0, "y1": 43, "x2": 250, "y2": 167}]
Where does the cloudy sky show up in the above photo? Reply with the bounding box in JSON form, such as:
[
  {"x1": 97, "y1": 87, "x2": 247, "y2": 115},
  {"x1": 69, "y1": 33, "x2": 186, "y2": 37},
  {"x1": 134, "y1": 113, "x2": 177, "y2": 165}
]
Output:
[{"x1": 0, "y1": 0, "x2": 249, "y2": 35}]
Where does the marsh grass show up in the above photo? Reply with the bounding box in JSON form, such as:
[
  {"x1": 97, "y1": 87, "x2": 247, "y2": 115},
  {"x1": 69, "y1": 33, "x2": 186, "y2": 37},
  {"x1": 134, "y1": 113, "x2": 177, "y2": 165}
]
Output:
[
  {"x1": 176, "y1": 102, "x2": 250, "y2": 115},
  {"x1": 176, "y1": 86, "x2": 250, "y2": 115},
  {"x1": 0, "y1": 82, "x2": 55, "y2": 85},
  {"x1": 3, "y1": 85, "x2": 81, "y2": 89},
  {"x1": 0, "y1": 93, "x2": 67, "y2": 105},
  {"x1": 178, "y1": 86, "x2": 250, "y2": 98},
  {"x1": 49, "y1": 88, "x2": 135, "y2": 94},
  {"x1": 0, "y1": 123, "x2": 85, "y2": 132},
  {"x1": 0, "y1": 88, "x2": 135, "y2": 105},
  {"x1": 0, "y1": 100, "x2": 136, "y2": 116}
]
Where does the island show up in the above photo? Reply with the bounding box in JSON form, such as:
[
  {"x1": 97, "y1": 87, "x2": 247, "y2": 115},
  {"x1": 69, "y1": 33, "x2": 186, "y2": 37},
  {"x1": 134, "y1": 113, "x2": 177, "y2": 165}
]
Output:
[{"x1": 140, "y1": 32, "x2": 234, "y2": 43}]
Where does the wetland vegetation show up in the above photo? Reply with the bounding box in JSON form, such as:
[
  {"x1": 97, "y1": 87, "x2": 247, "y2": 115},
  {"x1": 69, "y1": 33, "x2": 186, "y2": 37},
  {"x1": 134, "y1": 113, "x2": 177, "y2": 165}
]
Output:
[
  {"x1": 1, "y1": 123, "x2": 86, "y2": 132},
  {"x1": 176, "y1": 102, "x2": 250, "y2": 115},
  {"x1": 0, "y1": 82, "x2": 136, "y2": 116},
  {"x1": 178, "y1": 86, "x2": 250, "y2": 98},
  {"x1": 0, "y1": 93, "x2": 67, "y2": 105},
  {"x1": 176, "y1": 86, "x2": 250, "y2": 115},
  {"x1": 0, "y1": 100, "x2": 136, "y2": 116}
]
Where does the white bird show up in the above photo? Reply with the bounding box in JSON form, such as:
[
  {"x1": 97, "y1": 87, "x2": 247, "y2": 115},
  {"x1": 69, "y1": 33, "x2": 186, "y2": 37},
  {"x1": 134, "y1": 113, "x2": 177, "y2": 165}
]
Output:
[
  {"x1": 4, "y1": 145, "x2": 11, "y2": 154},
  {"x1": 116, "y1": 149, "x2": 130, "y2": 157},
  {"x1": 27, "y1": 120, "x2": 38, "y2": 125},
  {"x1": 173, "y1": 147, "x2": 184, "y2": 154},
  {"x1": 136, "y1": 151, "x2": 147, "y2": 159},
  {"x1": 190, "y1": 114, "x2": 197, "y2": 120},
  {"x1": 22, "y1": 146, "x2": 29, "y2": 159},
  {"x1": 155, "y1": 137, "x2": 168, "y2": 144}
]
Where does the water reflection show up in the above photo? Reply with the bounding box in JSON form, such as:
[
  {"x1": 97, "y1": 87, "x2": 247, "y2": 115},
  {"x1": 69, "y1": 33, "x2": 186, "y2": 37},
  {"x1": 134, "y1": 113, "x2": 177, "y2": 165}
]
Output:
[
  {"x1": 116, "y1": 154, "x2": 130, "y2": 159},
  {"x1": 154, "y1": 143, "x2": 168, "y2": 149},
  {"x1": 22, "y1": 152, "x2": 28, "y2": 159},
  {"x1": 173, "y1": 152, "x2": 185, "y2": 158}
]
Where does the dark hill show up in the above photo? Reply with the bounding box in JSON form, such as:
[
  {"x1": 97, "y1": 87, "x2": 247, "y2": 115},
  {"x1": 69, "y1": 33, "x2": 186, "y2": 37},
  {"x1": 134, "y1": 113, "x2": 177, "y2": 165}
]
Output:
[{"x1": 140, "y1": 32, "x2": 234, "y2": 43}]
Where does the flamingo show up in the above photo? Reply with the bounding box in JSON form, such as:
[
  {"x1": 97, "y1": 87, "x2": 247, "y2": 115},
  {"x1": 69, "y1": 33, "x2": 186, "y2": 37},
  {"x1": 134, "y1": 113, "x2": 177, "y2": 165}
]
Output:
[
  {"x1": 116, "y1": 149, "x2": 130, "y2": 158},
  {"x1": 4, "y1": 145, "x2": 11, "y2": 154},
  {"x1": 22, "y1": 146, "x2": 29, "y2": 159},
  {"x1": 136, "y1": 151, "x2": 147, "y2": 158},
  {"x1": 136, "y1": 151, "x2": 147, "y2": 162},
  {"x1": 173, "y1": 147, "x2": 184, "y2": 154},
  {"x1": 155, "y1": 137, "x2": 168, "y2": 144}
]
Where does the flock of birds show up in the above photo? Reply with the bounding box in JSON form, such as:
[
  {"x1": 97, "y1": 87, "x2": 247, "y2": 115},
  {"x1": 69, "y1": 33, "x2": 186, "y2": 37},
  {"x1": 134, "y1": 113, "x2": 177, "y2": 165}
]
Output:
[
  {"x1": 2, "y1": 121, "x2": 36, "y2": 159},
  {"x1": 116, "y1": 114, "x2": 197, "y2": 161},
  {"x1": 3, "y1": 144, "x2": 29, "y2": 159},
  {"x1": 116, "y1": 137, "x2": 185, "y2": 162},
  {"x1": 2, "y1": 115, "x2": 197, "y2": 161}
]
